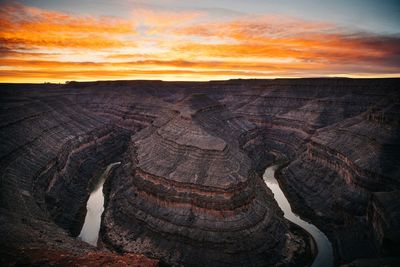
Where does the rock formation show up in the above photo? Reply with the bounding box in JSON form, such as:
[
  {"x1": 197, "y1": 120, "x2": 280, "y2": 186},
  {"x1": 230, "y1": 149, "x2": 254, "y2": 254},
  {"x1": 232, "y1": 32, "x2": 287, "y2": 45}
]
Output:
[
  {"x1": 101, "y1": 94, "x2": 296, "y2": 266},
  {"x1": 0, "y1": 86, "x2": 155, "y2": 266},
  {"x1": 0, "y1": 78, "x2": 399, "y2": 266},
  {"x1": 367, "y1": 190, "x2": 400, "y2": 256}
]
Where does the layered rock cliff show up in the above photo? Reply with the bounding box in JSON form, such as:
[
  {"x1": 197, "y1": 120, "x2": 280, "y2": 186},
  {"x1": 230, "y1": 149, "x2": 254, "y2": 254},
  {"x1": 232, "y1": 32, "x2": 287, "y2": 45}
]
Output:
[
  {"x1": 0, "y1": 86, "x2": 156, "y2": 266},
  {"x1": 100, "y1": 94, "x2": 305, "y2": 266},
  {"x1": 0, "y1": 78, "x2": 399, "y2": 266}
]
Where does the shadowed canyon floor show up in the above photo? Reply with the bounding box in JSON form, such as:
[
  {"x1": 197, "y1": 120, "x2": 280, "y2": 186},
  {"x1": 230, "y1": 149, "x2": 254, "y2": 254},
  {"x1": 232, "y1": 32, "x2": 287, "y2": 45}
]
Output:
[{"x1": 0, "y1": 78, "x2": 399, "y2": 266}]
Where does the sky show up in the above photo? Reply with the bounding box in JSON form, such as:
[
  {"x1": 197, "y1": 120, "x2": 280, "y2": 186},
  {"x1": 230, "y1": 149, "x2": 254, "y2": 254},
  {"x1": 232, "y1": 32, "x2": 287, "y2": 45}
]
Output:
[{"x1": 0, "y1": 0, "x2": 399, "y2": 82}]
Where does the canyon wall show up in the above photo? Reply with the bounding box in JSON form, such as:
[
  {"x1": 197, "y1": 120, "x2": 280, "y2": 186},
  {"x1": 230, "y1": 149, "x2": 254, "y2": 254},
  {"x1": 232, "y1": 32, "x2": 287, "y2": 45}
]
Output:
[
  {"x1": 0, "y1": 86, "x2": 156, "y2": 266},
  {"x1": 101, "y1": 94, "x2": 304, "y2": 266},
  {"x1": 0, "y1": 78, "x2": 399, "y2": 266}
]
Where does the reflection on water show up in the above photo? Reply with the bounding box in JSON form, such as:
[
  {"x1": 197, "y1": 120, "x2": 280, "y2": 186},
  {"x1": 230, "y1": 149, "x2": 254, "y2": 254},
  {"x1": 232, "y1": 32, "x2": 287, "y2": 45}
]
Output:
[
  {"x1": 263, "y1": 165, "x2": 333, "y2": 267},
  {"x1": 78, "y1": 162, "x2": 121, "y2": 246}
]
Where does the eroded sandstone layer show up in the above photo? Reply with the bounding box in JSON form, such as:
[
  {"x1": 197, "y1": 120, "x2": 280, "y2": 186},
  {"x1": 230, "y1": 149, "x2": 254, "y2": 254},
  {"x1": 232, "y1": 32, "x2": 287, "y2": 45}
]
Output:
[{"x1": 1, "y1": 78, "x2": 399, "y2": 266}]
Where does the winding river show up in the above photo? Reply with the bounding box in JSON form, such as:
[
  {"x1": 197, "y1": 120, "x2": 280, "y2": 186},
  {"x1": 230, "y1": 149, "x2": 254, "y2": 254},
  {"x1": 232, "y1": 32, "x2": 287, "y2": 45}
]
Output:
[
  {"x1": 77, "y1": 161, "x2": 333, "y2": 264},
  {"x1": 263, "y1": 165, "x2": 333, "y2": 267},
  {"x1": 78, "y1": 162, "x2": 121, "y2": 246}
]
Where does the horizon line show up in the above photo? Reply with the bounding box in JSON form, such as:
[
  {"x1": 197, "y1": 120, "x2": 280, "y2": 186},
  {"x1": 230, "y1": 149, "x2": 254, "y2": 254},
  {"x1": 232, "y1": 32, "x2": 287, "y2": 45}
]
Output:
[{"x1": 1, "y1": 76, "x2": 400, "y2": 85}]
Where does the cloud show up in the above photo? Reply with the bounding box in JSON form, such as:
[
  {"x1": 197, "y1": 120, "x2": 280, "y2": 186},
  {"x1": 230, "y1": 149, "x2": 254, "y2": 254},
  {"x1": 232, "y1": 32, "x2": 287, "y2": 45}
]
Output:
[
  {"x1": 2, "y1": 57, "x2": 398, "y2": 78},
  {"x1": 132, "y1": 8, "x2": 204, "y2": 33},
  {"x1": 176, "y1": 14, "x2": 334, "y2": 40},
  {"x1": 172, "y1": 34, "x2": 400, "y2": 66},
  {"x1": 0, "y1": 2, "x2": 399, "y2": 82},
  {"x1": 172, "y1": 16, "x2": 400, "y2": 68},
  {"x1": 0, "y1": 2, "x2": 136, "y2": 50}
]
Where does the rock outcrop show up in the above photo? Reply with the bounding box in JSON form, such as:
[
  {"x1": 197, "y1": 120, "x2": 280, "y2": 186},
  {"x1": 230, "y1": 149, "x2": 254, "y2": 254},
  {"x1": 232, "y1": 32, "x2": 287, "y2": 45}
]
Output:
[{"x1": 367, "y1": 190, "x2": 400, "y2": 255}]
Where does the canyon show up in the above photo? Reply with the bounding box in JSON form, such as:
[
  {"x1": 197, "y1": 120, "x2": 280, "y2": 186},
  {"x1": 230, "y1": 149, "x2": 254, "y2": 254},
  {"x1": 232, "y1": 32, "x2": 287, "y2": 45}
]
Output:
[{"x1": 0, "y1": 78, "x2": 399, "y2": 266}]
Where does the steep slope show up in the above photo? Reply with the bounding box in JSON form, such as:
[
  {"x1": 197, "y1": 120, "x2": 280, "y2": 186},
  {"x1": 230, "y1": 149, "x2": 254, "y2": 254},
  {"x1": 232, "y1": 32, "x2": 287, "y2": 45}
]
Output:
[{"x1": 0, "y1": 87, "x2": 155, "y2": 266}]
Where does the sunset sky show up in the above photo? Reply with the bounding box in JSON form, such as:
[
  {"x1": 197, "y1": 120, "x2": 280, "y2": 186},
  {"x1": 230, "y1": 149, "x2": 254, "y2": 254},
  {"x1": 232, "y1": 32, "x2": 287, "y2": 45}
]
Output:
[{"x1": 1, "y1": 0, "x2": 399, "y2": 82}]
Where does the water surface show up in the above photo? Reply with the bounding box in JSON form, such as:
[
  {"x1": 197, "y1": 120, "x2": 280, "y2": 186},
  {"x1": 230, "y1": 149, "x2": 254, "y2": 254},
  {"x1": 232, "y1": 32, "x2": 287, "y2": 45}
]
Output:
[
  {"x1": 263, "y1": 165, "x2": 333, "y2": 267},
  {"x1": 78, "y1": 162, "x2": 121, "y2": 246}
]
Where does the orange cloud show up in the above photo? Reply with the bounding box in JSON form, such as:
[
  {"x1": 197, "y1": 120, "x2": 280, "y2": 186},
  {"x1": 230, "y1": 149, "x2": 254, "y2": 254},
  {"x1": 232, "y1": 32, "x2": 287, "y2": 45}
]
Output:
[
  {"x1": 173, "y1": 37, "x2": 398, "y2": 65},
  {"x1": 2, "y1": 57, "x2": 397, "y2": 79},
  {"x1": 2, "y1": 65, "x2": 398, "y2": 84},
  {"x1": 176, "y1": 14, "x2": 333, "y2": 40},
  {"x1": 0, "y1": 58, "x2": 311, "y2": 71},
  {"x1": 173, "y1": 18, "x2": 400, "y2": 68},
  {"x1": 0, "y1": 2, "x2": 136, "y2": 50}
]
